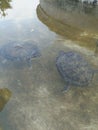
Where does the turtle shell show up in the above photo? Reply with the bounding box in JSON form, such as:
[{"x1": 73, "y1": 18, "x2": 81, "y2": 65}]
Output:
[
  {"x1": 56, "y1": 51, "x2": 94, "y2": 87},
  {"x1": 0, "y1": 42, "x2": 40, "y2": 61}
]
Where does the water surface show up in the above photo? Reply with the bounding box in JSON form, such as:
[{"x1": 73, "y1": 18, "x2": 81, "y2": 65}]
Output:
[{"x1": 0, "y1": 0, "x2": 98, "y2": 130}]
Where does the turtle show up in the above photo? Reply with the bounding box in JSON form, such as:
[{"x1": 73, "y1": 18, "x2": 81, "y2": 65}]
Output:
[
  {"x1": 56, "y1": 51, "x2": 97, "y2": 91},
  {"x1": 0, "y1": 42, "x2": 41, "y2": 67}
]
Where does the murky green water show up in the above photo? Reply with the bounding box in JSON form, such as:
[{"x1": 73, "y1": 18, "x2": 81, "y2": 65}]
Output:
[{"x1": 0, "y1": 0, "x2": 98, "y2": 130}]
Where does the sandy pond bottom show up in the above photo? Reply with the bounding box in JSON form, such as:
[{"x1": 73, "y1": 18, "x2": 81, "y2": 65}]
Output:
[{"x1": 0, "y1": 40, "x2": 98, "y2": 130}]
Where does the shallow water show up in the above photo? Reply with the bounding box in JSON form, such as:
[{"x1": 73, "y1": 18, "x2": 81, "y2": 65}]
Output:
[{"x1": 0, "y1": 0, "x2": 98, "y2": 130}]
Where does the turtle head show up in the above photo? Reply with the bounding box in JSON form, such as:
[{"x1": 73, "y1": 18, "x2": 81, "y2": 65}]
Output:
[{"x1": 59, "y1": 51, "x2": 65, "y2": 56}]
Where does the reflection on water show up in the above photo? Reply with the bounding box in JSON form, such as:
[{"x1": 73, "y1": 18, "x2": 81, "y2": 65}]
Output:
[
  {"x1": 40, "y1": 0, "x2": 98, "y2": 15},
  {"x1": 0, "y1": 0, "x2": 98, "y2": 130},
  {"x1": 0, "y1": 0, "x2": 12, "y2": 17},
  {"x1": 37, "y1": 4, "x2": 98, "y2": 50},
  {"x1": 39, "y1": 0, "x2": 98, "y2": 40}
]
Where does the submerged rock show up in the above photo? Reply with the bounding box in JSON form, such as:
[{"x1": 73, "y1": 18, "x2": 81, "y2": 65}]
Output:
[{"x1": 0, "y1": 88, "x2": 12, "y2": 112}]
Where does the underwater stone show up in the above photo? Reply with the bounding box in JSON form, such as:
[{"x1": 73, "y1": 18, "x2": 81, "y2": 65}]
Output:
[{"x1": 0, "y1": 88, "x2": 12, "y2": 112}]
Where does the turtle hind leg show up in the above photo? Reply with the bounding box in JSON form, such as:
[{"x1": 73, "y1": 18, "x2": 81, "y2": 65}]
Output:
[{"x1": 62, "y1": 84, "x2": 71, "y2": 93}]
